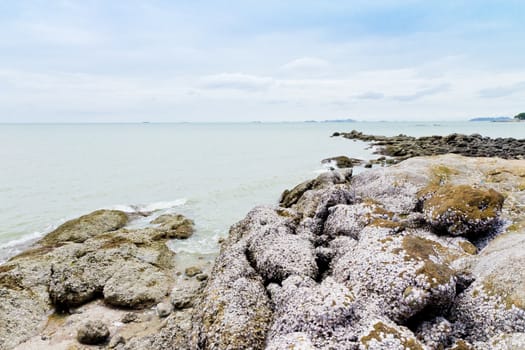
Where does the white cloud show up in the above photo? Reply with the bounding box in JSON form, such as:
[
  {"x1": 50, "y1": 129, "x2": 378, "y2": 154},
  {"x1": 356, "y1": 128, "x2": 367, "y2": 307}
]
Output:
[
  {"x1": 355, "y1": 91, "x2": 385, "y2": 100},
  {"x1": 280, "y1": 57, "x2": 331, "y2": 76},
  {"x1": 478, "y1": 81, "x2": 525, "y2": 99},
  {"x1": 392, "y1": 83, "x2": 450, "y2": 101},
  {"x1": 199, "y1": 73, "x2": 274, "y2": 91}
]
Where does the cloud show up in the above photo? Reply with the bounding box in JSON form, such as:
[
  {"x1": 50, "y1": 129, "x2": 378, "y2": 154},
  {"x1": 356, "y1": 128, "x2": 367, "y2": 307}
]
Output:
[
  {"x1": 355, "y1": 91, "x2": 384, "y2": 100},
  {"x1": 392, "y1": 83, "x2": 450, "y2": 101},
  {"x1": 280, "y1": 57, "x2": 331, "y2": 76},
  {"x1": 199, "y1": 73, "x2": 274, "y2": 91},
  {"x1": 478, "y1": 81, "x2": 525, "y2": 98}
]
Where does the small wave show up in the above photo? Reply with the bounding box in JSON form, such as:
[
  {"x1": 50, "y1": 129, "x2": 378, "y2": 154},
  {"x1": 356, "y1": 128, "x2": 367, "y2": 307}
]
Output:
[
  {"x1": 0, "y1": 230, "x2": 45, "y2": 250},
  {"x1": 108, "y1": 198, "x2": 187, "y2": 213}
]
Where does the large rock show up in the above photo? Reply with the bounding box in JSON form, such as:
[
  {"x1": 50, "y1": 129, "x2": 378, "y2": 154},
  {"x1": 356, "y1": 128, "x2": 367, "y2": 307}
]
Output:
[
  {"x1": 420, "y1": 184, "x2": 504, "y2": 237},
  {"x1": 0, "y1": 210, "x2": 191, "y2": 349},
  {"x1": 40, "y1": 209, "x2": 128, "y2": 245},
  {"x1": 191, "y1": 240, "x2": 273, "y2": 349},
  {"x1": 150, "y1": 213, "x2": 194, "y2": 239}
]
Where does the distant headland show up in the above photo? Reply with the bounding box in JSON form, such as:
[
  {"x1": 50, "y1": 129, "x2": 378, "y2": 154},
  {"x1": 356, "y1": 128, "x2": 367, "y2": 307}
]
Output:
[{"x1": 470, "y1": 113, "x2": 525, "y2": 122}]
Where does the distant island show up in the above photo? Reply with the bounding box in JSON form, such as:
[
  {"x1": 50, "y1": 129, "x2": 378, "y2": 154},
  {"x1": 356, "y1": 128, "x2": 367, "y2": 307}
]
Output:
[
  {"x1": 304, "y1": 118, "x2": 357, "y2": 123},
  {"x1": 469, "y1": 113, "x2": 525, "y2": 122},
  {"x1": 469, "y1": 116, "x2": 512, "y2": 122},
  {"x1": 515, "y1": 112, "x2": 525, "y2": 120}
]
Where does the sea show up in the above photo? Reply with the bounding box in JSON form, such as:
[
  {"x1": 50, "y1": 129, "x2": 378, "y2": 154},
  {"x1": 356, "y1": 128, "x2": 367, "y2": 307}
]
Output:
[{"x1": 1, "y1": 121, "x2": 523, "y2": 263}]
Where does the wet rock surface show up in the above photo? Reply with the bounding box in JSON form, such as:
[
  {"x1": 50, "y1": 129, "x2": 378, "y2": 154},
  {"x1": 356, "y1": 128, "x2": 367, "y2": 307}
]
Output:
[{"x1": 334, "y1": 130, "x2": 525, "y2": 164}]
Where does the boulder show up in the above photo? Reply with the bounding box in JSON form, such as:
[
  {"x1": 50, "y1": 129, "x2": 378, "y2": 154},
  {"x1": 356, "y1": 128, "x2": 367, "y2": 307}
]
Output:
[
  {"x1": 321, "y1": 155, "x2": 363, "y2": 169},
  {"x1": 151, "y1": 214, "x2": 194, "y2": 239},
  {"x1": 0, "y1": 210, "x2": 187, "y2": 349},
  {"x1": 40, "y1": 209, "x2": 128, "y2": 245},
  {"x1": 76, "y1": 320, "x2": 110, "y2": 345},
  {"x1": 420, "y1": 184, "x2": 504, "y2": 237}
]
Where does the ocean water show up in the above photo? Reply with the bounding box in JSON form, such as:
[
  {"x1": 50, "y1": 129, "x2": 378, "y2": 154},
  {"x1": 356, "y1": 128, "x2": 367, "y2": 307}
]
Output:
[{"x1": 0, "y1": 121, "x2": 523, "y2": 262}]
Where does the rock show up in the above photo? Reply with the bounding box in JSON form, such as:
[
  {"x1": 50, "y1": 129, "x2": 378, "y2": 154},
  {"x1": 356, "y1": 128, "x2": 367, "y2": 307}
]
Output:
[
  {"x1": 191, "y1": 239, "x2": 272, "y2": 349},
  {"x1": 76, "y1": 320, "x2": 110, "y2": 345},
  {"x1": 195, "y1": 273, "x2": 208, "y2": 281},
  {"x1": 103, "y1": 263, "x2": 171, "y2": 308},
  {"x1": 171, "y1": 283, "x2": 201, "y2": 310},
  {"x1": 449, "y1": 231, "x2": 525, "y2": 342},
  {"x1": 359, "y1": 320, "x2": 425, "y2": 350},
  {"x1": 121, "y1": 312, "x2": 139, "y2": 323},
  {"x1": 186, "y1": 155, "x2": 525, "y2": 350},
  {"x1": 41, "y1": 209, "x2": 128, "y2": 245},
  {"x1": 420, "y1": 184, "x2": 504, "y2": 237},
  {"x1": 184, "y1": 266, "x2": 202, "y2": 277},
  {"x1": 279, "y1": 169, "x2": 352, "y2": 208},
  {"x1": 246, "y1": 227, "x2": 318, "y2": 283},
  {"x1": 279, "y1": 179, "x2": 315, "y2": 208},
  {"x1": 334, "y1": 130, "x2": 525, "y2": 161},
  {"x1": 321, "y1": 155, "x2": 363, "y2": 169},
  {"x1": 109, "y1": 334, "x2": 126, "y2": 348},
  {"x1": 332, "y1": 229, "x2": 460, "y2": 323},
  {"x1": 3, "y1": 155, "x2": 525, "y2": 349},
  {"x1": 0, "y1": 210, "x2": 186, "y2": 349},
  {"x1": 48, "y1": 236, "x2": 173, "y2": 309},
  {"x1": 151, "y1": 214, "x2": 194, "y2": 239},
  {"x1": 267, "y1": 276, "x2": 357, "y2": 348},
  {"x1": 156, "y1": 302, "x2": 172, "y2": 318}
]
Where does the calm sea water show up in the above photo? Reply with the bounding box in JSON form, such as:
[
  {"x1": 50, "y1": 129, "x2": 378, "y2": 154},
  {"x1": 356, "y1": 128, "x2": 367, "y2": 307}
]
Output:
[{"x1": 1, "y1": 121, "x2": 523, "y2": 262}]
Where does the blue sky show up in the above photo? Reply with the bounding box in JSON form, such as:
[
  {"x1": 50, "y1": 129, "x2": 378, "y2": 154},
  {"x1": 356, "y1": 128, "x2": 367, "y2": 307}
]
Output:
[{"x1": 0, "y1": 0, "x2": 524, "y2": 122}]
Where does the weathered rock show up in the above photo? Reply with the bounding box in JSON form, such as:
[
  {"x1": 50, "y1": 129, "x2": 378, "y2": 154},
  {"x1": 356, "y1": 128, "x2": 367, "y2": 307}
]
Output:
[
  {"x1": 279, "y1": 169, "x2": 352, "y2": 209},
  {"x1": 121, "y1": 312, "x2": 139, "y2": 323},
  {"x1": 41, "y1": 209, "x2": 128, "y2": 245},
  {"x1": 335, "y1": 130, "x2": 525, "y2": 162},
  {"x1": 332, "y1": 228, "x2": 460, "y2": 323},
  {"x1": 184, "y1": 266, "x2": 202, "y2": 277},
  {"x1": 321, "y1": 155, "x2": 363, "y2": 169},
  {"x1": 0, "y1": 210, "x2": 188, "y2": 349},
  {"x1": 103, "y1": 263, "x2": 171, "y2": 308},
  {"x1": 109, "y1": 334, "x2": 126, "y2": 348},
  {"x1": 191, "y1": 238, "x2": 272, "y2": 349},
  {"x1": 76, "y1": 320, "x2": 109, "y2": 345},
  {"x1": 359, "y1": 320, "x2": 426, "y2": 350},
  {"x1": 420, "y1": 184, "x2": 504, "y2": 237},
  {"x1": 3, "y1": 155, "x2": 525, "y2": 350},
  {"x1": 196, "y1": 273, "x2": 208, "y2": 281},
  {"x1": 151, "y1": 214, "x2": 194, "y2": 239},
  {"x1": 267, "y1": 276, "x2": 357, "y2": 348},
  {"x1": 449, "y1": 230, "x2": 525, "y2": 343},
  {"x1": 156, "y1": 302, "x2": 172, "y2": 318}
]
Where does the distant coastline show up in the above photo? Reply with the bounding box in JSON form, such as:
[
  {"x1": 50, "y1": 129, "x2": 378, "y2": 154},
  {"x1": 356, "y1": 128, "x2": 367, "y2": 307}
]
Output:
[{"x1": 469, "y1": 116, "x2": 512, "y2": 122}]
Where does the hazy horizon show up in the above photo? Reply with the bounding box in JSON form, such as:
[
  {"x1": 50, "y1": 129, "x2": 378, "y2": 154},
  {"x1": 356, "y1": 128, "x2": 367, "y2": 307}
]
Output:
[{"x1": 1, "y1": 1, "x2": 524, "y2": 122}]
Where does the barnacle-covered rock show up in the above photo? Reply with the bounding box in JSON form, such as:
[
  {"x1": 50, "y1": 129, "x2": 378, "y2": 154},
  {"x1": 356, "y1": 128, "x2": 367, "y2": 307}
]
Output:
[{"x1": 420, "y1": 184, "x2": 504, "y2": 237}]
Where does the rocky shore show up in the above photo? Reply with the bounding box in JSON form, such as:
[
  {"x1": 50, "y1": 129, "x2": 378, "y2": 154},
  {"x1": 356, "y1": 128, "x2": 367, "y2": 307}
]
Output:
[
  {"x1": 1, "y1": 154, "x2": 525, "y2": 349},
  {"x1": 332, "y1": 130, "x2": 525, "y2": 165}
]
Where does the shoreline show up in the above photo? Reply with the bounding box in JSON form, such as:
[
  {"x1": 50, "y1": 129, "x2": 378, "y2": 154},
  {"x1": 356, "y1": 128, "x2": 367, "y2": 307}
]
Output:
[
  {"x1": 1, "y1": 153, "x2": 524, "y2": 349},
  {"x1": 1, "y1": 130, "x2": 525, "y2": 349}
]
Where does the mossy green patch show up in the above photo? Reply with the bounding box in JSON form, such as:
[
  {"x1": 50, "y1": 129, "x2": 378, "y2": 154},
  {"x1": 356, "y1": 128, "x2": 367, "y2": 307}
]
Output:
[
  {"x1": 360, "y1": 322, "x2": 423, "y2": 350},
  {"x1": 402, "y1": 236, "x2": 455, "y2": 288}
]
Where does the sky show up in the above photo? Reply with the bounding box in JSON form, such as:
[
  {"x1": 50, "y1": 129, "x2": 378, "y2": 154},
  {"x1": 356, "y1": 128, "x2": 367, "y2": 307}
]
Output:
[{"x1": 0, "y1": 0, "x2": 524, "y2": 122}]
